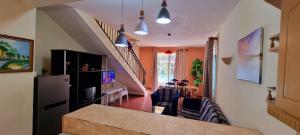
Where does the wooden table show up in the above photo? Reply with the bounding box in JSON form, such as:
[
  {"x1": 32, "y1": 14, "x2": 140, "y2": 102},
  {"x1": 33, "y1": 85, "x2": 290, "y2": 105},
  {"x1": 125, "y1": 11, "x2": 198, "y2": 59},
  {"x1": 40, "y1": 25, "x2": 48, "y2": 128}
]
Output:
[
  {"x1": 104, "y1": 87, "x2": 123, "y2": 105},
  {"x1": 62, "y1": 104, "x2": 263, "y2": 135}
]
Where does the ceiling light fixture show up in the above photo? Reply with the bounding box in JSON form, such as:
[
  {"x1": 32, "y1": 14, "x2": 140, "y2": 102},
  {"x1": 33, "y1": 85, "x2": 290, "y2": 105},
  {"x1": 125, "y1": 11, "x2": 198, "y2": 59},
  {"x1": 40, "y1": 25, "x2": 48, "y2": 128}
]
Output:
[
  {"x1": 156, "y1": 0, "x2": 171, "y2": 24},
  {"x1": 115, "y1": 0, "x2": 128, "y2": 47},
  {"x1": 165, "y1": 50, "x2": 172, "y2": 54},
  {"x1": 134, "y1": 0, "x2": 148, "y2": 35}
]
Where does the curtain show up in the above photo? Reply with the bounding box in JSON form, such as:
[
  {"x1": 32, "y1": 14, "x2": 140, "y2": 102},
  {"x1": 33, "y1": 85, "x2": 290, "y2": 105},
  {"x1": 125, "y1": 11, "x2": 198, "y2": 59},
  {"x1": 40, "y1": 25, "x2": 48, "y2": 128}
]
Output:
[
  {"x1": 174, "y1": 49, "x2": 187, "y2": 81},
  {"x1": 203, "y1": 37, "x2": 216, "y2": 99},
  {"x1": 211, "y1": 38, "x2": 219, "y2": 101},
  {"x1": 153, "y1": 50, "x2": 158, "y2": 91}
]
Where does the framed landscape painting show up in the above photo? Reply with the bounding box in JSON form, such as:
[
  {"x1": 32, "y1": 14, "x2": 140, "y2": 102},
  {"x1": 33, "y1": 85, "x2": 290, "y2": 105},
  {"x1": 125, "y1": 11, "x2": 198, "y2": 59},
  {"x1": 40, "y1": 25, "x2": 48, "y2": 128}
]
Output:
[
  {"x1": 237, "y1": 28, "x2": 263, "y2": 84},
  {"x1": 0, "y1": 35, "x2": 34, "y2": 73}
]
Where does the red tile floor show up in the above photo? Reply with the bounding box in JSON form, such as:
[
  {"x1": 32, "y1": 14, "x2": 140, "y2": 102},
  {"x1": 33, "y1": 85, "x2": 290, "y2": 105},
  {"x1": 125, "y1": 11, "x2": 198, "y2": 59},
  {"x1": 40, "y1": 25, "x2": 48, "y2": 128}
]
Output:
[{"x1": 111, "y1": 91, "x2": 153, "y2": 112}]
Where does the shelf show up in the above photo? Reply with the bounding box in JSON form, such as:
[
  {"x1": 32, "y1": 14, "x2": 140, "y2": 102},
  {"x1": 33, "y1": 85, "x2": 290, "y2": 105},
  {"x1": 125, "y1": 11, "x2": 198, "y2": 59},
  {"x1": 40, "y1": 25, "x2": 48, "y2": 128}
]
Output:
[
  {"x1": 79, "y1": 71, "x2": 101, "y2": 73},
  {"x1": 52, "y1": 50, "x2": 103, "y2": 112},
  {"x1": 77, "y1": 97, "x2": 102, "y2": 108},
  {"x1": 269, "y1": 46, "x2": 279, "y2": 53},
  {"x1": 266, "y1": 99, "x2": 275, "y2": 105},
  {"x1": 267, "y1": 100, "x2": 300, "y2": 132},
  {"x1": 267, "y1": 86, "x2": 276, "y2": 91},
  {"x1": 270, "y1": 34, "x2": 280, "y2": 40},
  {"x1": 67, "y1": 70, "x2": 77, "y2": 72},
  {"x1": 269, "y1": 33, "x2": 280, "y2": 53}
]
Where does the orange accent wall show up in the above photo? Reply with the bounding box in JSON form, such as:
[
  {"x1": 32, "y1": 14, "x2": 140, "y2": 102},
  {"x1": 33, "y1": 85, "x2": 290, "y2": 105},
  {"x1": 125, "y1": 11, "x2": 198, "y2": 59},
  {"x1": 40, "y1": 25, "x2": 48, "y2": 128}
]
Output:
[
  {"x1": 186, "y1": 47, "x2": 205, "y2": 96},
  {"x1": 139, "y1": 47, "x2": 154, "y2": 90},
  {"x1": 139, "y1": 47, "x2": 205, "y2": 96}
]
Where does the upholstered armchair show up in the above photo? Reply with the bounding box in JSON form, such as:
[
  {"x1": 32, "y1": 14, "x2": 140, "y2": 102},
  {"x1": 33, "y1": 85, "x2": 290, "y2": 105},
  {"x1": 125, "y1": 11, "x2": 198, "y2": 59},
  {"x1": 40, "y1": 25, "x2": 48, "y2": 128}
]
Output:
[{"x1": 151, "y1": 88, "x2": 180, "y2": 116}]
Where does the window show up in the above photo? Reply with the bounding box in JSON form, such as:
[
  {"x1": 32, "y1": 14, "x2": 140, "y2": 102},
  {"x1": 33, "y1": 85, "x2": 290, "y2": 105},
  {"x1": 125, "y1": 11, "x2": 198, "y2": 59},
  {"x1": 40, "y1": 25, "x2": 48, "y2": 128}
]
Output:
[
  {"x1": 157, "y1": 52, "x2": 176, "y2": 86},
  {"x1": 212, "y1": 42, "x2": 218, "y2": 101}
]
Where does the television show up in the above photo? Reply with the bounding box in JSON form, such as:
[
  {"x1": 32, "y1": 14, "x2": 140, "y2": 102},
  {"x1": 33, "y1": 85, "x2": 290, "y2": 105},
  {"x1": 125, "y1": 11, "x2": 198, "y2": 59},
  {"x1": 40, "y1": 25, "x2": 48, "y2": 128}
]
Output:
[{"x1": 101, "y1": 71, "x2": 115, "y2": 84}]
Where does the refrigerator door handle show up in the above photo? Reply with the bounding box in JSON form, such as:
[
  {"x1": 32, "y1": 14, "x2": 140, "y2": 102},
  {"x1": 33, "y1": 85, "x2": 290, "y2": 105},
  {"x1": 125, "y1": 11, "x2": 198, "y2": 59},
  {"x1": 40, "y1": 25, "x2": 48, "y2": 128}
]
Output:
[{"x1": 43, "y1": 100, "x2": 68, "y2": 110}]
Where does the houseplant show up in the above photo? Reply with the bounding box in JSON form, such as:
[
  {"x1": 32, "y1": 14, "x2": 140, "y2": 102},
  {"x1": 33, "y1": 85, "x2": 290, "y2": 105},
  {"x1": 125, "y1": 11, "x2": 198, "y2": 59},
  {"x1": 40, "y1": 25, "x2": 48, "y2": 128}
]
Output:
[{"x1": 191, "y1": 58, "x2": 203, "y2": 87}]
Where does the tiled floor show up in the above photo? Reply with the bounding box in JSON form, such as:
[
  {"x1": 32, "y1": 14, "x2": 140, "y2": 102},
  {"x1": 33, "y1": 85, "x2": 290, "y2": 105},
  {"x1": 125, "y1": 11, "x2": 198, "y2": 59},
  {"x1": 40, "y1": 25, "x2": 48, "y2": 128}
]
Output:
[{"x1": 111, "y1": 91, "x2": 152, "y2": 112}]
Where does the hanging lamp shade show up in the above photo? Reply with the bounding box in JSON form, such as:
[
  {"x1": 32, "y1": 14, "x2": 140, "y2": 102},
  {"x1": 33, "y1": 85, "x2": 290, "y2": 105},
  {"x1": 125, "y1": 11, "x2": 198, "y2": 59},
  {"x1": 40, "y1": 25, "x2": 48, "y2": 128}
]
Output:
[
  {"x1": 115, "y1": 24, "x2": 128, "y2": 47},
  {"x1": 115, "y1": 0, "x2": 128, "y2": 47},
  {"x1": 134, "y1": 10, "x2": 148, "y2": 35},
  {"x1": 156, "y1": 0, "x2": 171, "y2": 24}
]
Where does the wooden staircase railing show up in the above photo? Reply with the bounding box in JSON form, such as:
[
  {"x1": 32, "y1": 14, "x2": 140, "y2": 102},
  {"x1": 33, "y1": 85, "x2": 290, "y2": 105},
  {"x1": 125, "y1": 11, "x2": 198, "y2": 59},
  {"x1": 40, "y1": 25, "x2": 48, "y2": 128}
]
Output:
[{"x1": 95, "y1": 19, "x2": 146, "y2": 85}]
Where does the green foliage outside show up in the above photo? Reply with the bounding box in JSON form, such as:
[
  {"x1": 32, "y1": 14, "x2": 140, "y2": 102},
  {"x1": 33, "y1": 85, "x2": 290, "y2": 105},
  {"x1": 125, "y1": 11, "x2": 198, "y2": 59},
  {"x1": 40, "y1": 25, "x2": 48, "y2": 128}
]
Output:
[{"x1": 191, "y1": 58, "x2": 204, "y2": 87}]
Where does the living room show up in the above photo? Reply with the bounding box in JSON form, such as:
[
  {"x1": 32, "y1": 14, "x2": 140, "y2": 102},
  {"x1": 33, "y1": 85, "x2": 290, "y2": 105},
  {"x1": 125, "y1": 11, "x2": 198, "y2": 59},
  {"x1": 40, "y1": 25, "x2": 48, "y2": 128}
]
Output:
[{"x1": 1, "y1": 0, "x2": 300, "y2": 135}]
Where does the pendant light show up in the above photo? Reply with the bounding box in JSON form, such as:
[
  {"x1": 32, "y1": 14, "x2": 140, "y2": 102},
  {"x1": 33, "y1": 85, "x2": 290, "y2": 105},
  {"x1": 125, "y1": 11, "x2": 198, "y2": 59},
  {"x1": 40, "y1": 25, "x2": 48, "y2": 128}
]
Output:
[
  {"x1": 165, "y1": 50, "x2": 172, "y2": 54},
  {"x1": 156, "y1": 0, "x2": 171, "y2": 24},
  {"x1": 134, "y1": 0, "x2": 148, "y2": 35},
  {"x1": 115, "y1": 0, "x2": 128, "y2": 47},
  {"x1": 166, "y1": 33, "x2": 172, "y2": 82},
  {"x1": 165, "y1": 33, "x2": 172, "y2": 54}
]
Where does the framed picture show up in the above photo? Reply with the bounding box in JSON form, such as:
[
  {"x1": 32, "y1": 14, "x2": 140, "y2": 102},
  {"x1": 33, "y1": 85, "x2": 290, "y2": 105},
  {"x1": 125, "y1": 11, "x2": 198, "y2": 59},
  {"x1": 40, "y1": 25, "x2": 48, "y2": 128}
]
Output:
[
  {"x1": 0, "y1": 34, "x2": 34, "y2": 73},
  {"x1": 237, "y1": 28, "x2": 263, "y2": 84}
]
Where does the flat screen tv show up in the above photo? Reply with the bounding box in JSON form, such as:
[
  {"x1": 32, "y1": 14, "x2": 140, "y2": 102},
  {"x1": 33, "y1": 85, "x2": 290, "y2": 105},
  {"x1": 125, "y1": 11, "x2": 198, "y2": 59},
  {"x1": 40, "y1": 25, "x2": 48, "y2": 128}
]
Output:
[{"x1": 101, "y1": 71, "x2": 115, "y2": 84}]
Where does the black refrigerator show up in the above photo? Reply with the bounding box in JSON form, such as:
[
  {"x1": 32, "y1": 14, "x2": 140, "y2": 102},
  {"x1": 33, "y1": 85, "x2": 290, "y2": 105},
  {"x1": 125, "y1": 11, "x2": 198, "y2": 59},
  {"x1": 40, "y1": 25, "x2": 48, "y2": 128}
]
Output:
[{"x1": 33, "y1": 75, "x2": 70, "y2": 135}]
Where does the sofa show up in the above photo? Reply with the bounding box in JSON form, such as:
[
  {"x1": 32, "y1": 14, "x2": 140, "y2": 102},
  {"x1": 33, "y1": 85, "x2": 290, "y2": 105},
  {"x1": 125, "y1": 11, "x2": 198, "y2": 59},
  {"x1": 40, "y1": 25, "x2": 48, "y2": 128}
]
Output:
[
  {"x1": 178, "y1": 97, "x2": 229, "y2": 125},
  {"x1": 151, "y1": 87, "x2": 180, "y2": 116}
]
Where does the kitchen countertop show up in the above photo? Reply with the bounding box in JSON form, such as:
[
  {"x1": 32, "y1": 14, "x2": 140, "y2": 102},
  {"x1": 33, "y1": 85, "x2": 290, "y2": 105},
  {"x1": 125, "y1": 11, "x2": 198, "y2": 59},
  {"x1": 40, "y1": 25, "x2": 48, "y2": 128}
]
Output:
[{"x1": 62, "y1": 104, "x2": 262, "y2": 135}]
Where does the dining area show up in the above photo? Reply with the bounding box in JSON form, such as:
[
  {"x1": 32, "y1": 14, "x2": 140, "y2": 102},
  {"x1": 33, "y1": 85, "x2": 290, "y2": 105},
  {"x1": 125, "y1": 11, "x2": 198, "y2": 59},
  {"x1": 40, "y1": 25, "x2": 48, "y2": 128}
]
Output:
[
  {"x1": 163, "y1": 79, "x2": 201, "y2": 98},
  {"x1": 150, "y1": 78, "x2": 202, "y2": 116}
]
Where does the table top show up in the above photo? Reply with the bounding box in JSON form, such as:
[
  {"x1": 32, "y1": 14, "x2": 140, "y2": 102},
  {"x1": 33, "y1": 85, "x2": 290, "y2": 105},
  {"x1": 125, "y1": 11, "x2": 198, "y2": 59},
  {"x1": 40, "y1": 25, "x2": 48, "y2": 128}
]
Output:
[
  {"x1": 63, "y1": 104, "x2": 263, "y2": 135},
  {"x1": 104, "y1": 87, "x2": 123, "y2": 94},
  {"x1": 153, "y1": 106, "x2": 165, "y2": 114}
]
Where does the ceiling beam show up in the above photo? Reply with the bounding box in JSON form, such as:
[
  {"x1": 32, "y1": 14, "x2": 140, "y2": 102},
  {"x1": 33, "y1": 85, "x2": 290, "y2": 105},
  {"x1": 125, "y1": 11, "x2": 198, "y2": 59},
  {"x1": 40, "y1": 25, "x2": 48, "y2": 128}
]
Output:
[{"x1": 265, "y1": 0, "x2": 281, "y2": 9}]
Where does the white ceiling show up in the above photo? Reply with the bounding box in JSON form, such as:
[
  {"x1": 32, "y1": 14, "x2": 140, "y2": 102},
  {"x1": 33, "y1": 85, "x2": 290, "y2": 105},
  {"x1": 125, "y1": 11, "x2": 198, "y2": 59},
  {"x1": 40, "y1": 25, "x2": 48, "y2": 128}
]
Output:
[
  {"x1": 21, "y1": 0, "x2": 81, "y2": 7},
  {"x1": 67, "y1": 0, "x2": 240, "y2": 47}
]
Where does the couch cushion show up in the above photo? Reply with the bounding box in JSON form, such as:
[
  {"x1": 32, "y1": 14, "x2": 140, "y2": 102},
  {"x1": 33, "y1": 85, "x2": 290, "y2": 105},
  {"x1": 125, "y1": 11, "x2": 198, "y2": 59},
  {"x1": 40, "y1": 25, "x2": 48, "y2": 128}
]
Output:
[
  {"x1": 199, "y1": 104, "x2": 216, "y2": 121},
  {"x1": 212, "y1": 102, "x2": 229, "y2": 125},
  {"x1": 182, "y1": 98, "x2": 202, "y2": 111},
  {"x1": 199, "y1": 97, "x2": 210, "y2": 119},
  {"x1": 199, "y1": 97, "x2": 219, "y2": 122},
  {"x1": 178, "y1": 108, "x2": 201, "y2": 120},
  {"x1": 203, "y1": 108, "x2": 220, "y2": 123},
  {"x1": 198, "y1": 97, "x2": 229, "y2": 124},
  {"x1": 157, "y1": 102, "x2": 170, "y2": 107}
]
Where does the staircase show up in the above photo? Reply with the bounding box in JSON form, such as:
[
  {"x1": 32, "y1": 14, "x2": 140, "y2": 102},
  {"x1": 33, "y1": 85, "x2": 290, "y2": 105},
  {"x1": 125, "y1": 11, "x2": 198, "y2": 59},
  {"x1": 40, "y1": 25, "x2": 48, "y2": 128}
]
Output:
[
  {"x1": 95, "y1": 20, "x2": 146, "y2": 86},
  {"x1": 41, "y1": 6, "x2": 147, "y2": 95}
]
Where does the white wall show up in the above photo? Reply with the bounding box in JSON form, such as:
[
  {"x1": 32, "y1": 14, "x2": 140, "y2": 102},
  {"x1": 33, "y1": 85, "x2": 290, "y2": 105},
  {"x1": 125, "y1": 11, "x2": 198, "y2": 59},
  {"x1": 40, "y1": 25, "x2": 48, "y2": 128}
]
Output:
[
  {"x1": 35, "y1": 10, "x2": 86, "y2": 75},
  {"x1": 0, "y1": 4, "x2": 88, "y2": 135},
  {"x1": 216, "y1": 0, "x2": 296, "y2": 135},
  {"x1": 0, "y1": 1, "x2": 36, "y2": 135}
]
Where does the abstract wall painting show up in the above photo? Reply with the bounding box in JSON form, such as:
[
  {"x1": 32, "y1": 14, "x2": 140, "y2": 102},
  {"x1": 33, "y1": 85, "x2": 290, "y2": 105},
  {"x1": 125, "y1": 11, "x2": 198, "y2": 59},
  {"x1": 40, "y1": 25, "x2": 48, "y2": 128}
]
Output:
[{"x1": 237, "y1": 28, "x2": 263, "y2": 84}]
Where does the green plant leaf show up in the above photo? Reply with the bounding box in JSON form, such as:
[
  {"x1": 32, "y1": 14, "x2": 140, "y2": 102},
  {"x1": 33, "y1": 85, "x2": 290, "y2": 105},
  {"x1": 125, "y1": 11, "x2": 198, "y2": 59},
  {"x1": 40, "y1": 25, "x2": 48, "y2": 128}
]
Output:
[{"x1": 191, "y1": 58, "x2": 204, "y2": 86}]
